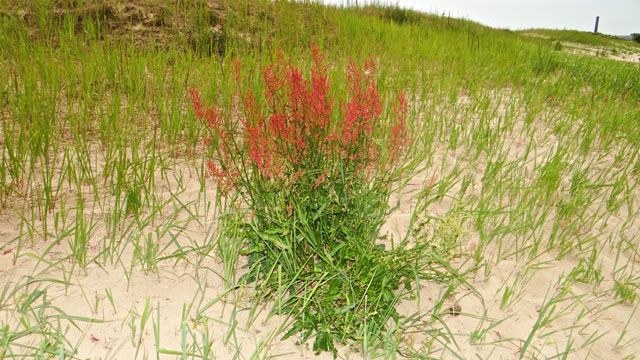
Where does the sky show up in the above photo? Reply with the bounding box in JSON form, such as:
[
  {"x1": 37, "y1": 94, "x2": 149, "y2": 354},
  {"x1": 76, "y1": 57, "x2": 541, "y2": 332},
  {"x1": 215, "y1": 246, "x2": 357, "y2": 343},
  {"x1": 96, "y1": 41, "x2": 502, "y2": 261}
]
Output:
[{"x1": 319, "y1": 0, "x2": 640, "y2": 35}]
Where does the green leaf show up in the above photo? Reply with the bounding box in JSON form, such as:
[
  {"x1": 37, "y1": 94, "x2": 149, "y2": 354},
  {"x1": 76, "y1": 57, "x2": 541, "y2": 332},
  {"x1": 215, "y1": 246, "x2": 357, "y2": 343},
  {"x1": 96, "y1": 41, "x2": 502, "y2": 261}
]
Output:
[
  {"x1": 337, "y1": 303, "x2": 356, "y2": 314},
  {"x1": 313, "y1": 331, "x2": 336, "y2": 355}
]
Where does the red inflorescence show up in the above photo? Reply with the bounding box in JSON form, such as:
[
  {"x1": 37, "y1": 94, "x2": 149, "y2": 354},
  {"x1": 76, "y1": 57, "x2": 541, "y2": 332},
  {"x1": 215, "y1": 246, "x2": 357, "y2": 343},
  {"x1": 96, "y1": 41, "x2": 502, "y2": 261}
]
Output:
[
  {"x1": 389, "y1": 91, "x2": 409, "y2": 164},
  {"x1": 189, "y1": 43, "x2": 409, "y2": 193}
]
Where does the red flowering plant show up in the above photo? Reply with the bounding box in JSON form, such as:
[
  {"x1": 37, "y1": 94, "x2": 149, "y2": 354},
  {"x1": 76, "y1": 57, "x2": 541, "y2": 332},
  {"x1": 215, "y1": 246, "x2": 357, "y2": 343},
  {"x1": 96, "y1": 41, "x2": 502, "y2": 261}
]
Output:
[{"x1": 190, "y1": 44, "x2": 423, "y2": 354}]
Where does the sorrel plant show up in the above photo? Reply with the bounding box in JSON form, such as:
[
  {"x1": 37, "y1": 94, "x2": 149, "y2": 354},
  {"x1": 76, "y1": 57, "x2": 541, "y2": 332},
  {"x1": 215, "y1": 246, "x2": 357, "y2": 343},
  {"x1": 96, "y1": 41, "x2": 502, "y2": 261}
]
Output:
[{"x1": 190, "y1": 45, "x2": 423, "y2": 354}]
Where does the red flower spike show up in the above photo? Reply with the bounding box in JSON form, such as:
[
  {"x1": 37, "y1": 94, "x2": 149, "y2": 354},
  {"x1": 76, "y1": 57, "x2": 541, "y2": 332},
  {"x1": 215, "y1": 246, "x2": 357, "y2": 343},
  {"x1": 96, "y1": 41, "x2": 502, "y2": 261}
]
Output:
[
  {"x1": 190, "y1": 44, "x2": 408, "y2": 195},
  {"x1": 389, "y1": 91, "x2": 409, "y2": 163},
  {"x1": 189, "y1": 89, "x2": 205, "y2": 121}
]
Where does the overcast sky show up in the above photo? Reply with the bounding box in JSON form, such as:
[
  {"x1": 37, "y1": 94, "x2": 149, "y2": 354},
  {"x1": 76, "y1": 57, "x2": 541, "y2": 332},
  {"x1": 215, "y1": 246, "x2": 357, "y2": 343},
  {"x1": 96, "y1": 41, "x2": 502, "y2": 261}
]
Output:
[{"x1": 320, "y1": 0, "x2": 639, "y2": 35}]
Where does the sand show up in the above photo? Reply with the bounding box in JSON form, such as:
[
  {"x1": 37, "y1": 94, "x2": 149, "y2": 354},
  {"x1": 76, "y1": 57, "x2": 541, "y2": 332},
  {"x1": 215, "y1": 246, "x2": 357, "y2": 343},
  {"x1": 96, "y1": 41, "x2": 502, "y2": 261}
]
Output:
[{"x1": 1, "y1": 92, "x2": 639, "y2": 359}]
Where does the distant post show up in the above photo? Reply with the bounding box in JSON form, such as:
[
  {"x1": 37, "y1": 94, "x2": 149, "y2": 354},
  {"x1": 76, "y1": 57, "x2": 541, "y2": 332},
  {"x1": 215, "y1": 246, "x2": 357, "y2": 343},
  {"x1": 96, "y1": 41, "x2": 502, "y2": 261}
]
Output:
[{"x1": 594, "y1": 16, "x2": 599, "y2": 33}]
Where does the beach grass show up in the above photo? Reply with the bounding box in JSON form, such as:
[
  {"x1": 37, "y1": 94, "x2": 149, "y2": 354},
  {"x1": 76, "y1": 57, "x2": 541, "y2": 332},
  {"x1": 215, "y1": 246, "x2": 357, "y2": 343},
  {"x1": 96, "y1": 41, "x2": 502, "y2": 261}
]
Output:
[{"x1": 1, "y1": 0, "x2": 639, "y2": 358}]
